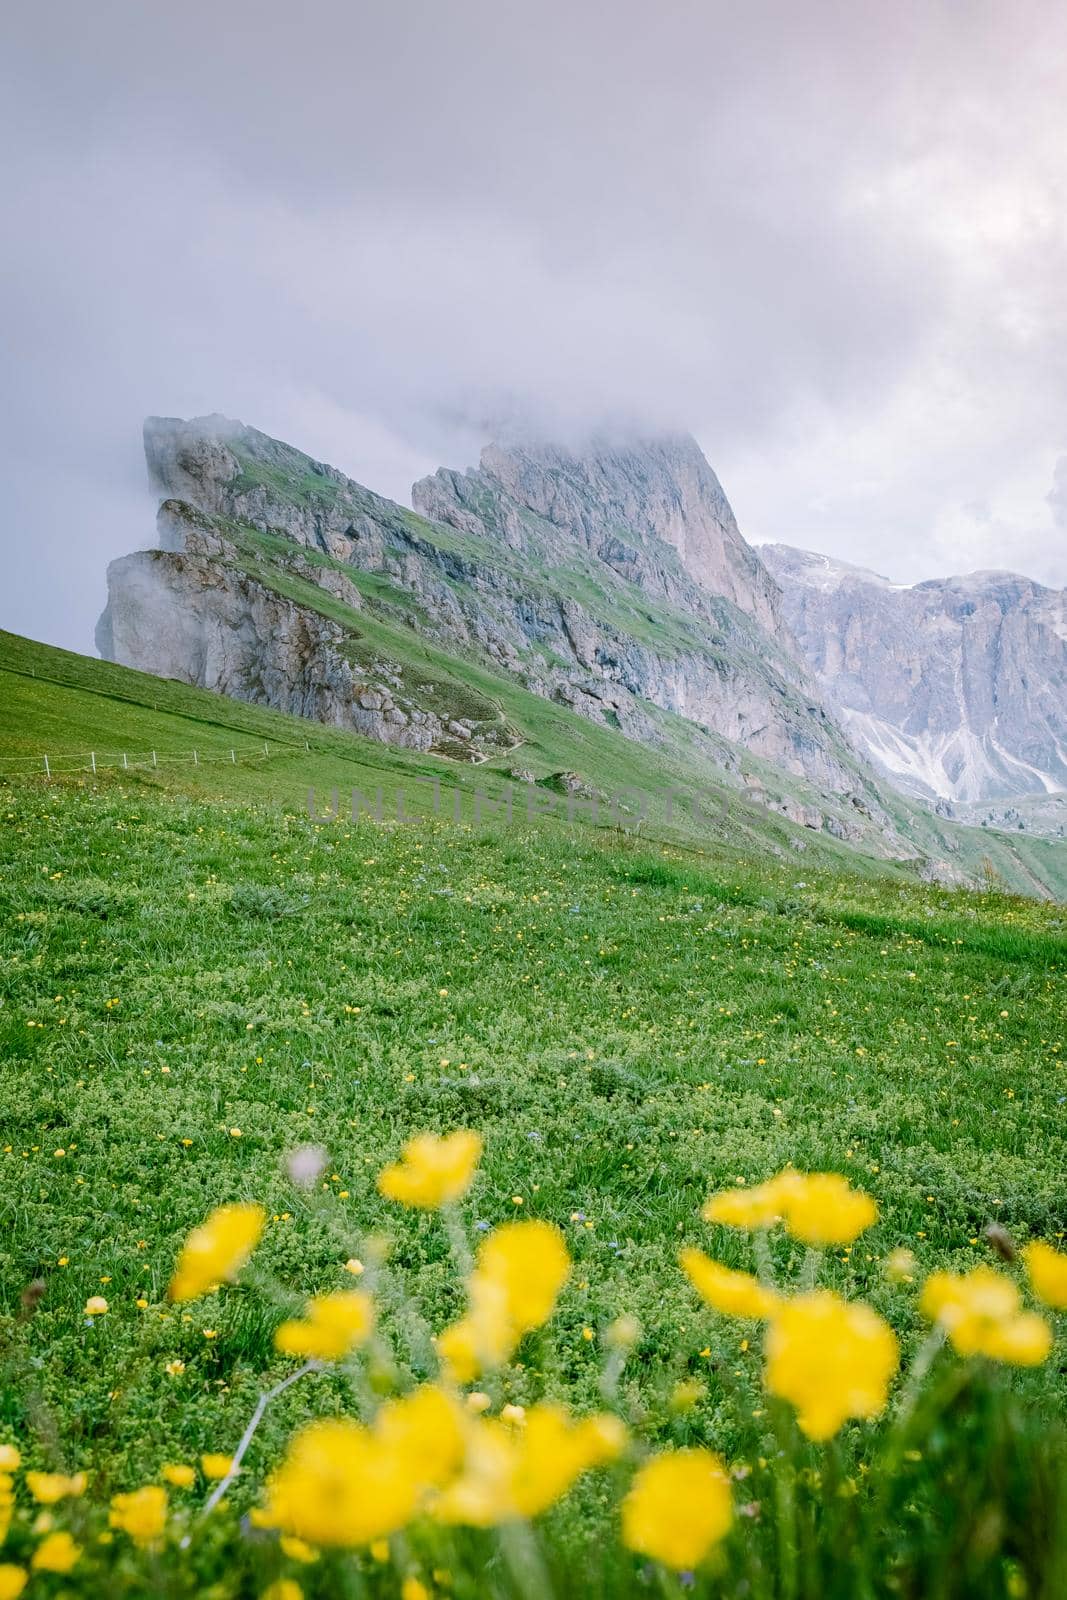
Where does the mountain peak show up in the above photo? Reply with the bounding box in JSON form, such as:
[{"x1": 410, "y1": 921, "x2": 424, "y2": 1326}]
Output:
[{"x1": 415, "y1": 431, "x2": 786, "y2": 636}]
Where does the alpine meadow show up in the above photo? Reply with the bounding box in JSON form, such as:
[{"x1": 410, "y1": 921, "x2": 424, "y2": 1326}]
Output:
[{"x1": 4, "y1": 4, "x2": 1067, "y2": 1597}]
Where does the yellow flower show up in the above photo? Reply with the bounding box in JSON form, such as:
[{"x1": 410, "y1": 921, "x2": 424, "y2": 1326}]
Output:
[
  {"x1": 275, "y1": 1291, "x2": 375, "y2": 1362},
  {"x1": 201, "y1": 1454, "x2": 234, "y2": 1480},
  {"x1": 680, "y1": 1249, "x2": 780, "y2": 1318},
  {"x1": 703, "y1": 1171, "x2": 877, "y2": 1246},
  {"x1": 0, "y1": 1566, "x2": 27, "y2": 1600},
  {"x1": 262, "y1": 1419, "x2": 419, "y2": 1547},
  {"x1": 31, "y1": 1531, "x2": 81, "y2": 1573},
  {"x1": 475, "y1": 1220, "x2": 570, "y2": 1335},
  {"x1": 702, "y1": 1173, "x2": 794, "y2": 1230},
  {"x1": 375, "y1": 1386, "x2": 466, "y2": 1492},
  {"x1": 435, "y1": 1404, "x2": 625, "y2": 1527},
  {"x1": 261, "y1": 1583, "x2": 304, "y2": 1600},
  {"x1": 921, "y1": 1267, "x2": 1052, "y2": 1365},
  {"x1": 377, "y1": 1131, "x2": 482, "y2": 1210},
  {"x1": 161, "y1": 1464, "x2": 196, "y2": 1488},
  {"x1": 438, "y1": 1221, "x2": 570, "y2": 1381},
  {"x1": 279, "y1": 1535, "x2": 319, "y2": 1563},
  {"x1": 1023, "y1": 1241, "x2": 1067, "y2": 1311},
  {"x1": 168, "y1": 1203, "x2": 266, "y2": 1302},
  {"x1": 26, "y1": 1470, "x2": 86, "y2": 1504},
  {"x1": 778, "y1": 1174, "x2": 878, "y2": 1246},
  {"x1": 165, "y1": 1360, "x2": 186, "y2": 1376},
  {"x1": 109, "y1": 1485, "x2": 168, "y2": 1546},
  {"x1": 621, "y1": 1449, "x2": 732, "y2": 1570},
  {"x1": 401, "y1": 1581, "x2": 430, "y2": 1600},
  {"x1": 84, "y1": 1295, "x2": 109, "y2": 1315},
  {"x1": 0, "y1": 1446, "x2": 19, "y2": 1471},
  {"x1": 764, "y1": 1291, "x2": 898, "y2": 1440},
  {"x1": 343, "y1": 1258, "x2": 365, "y2": 1277}
]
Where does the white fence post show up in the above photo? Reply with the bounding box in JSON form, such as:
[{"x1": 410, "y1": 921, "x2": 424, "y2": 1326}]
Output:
[
  {"x1": 43, "y1": 754, "x2": 50, "y2": 778},
  {"x1": 193, "y1": 750, "x2": 198, "y2": 766},
  {"x1": 152, "y1": 751, "x2": 157, "y2": 768},
  {"x1": 231, "y1": 749, "x2": 236, "y2": 764},
  {"x1": 90, "y1": 752, "x2": 96, "y2": 775},
  {"x1": 123, "y1": 753, "x2": 128, "y2": 769},
  {"x1": 263, "y1": 742, "x2": 269, "y2": 756}
]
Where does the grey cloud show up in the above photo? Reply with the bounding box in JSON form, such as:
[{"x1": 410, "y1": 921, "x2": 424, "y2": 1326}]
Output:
[{"x1": 2, "y1": 0, "x2": 1066, "y2": 653}]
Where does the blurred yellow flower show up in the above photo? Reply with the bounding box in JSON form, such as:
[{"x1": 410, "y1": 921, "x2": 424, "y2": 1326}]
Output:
[
  {"x1": 84, "y1": 1296, "x2": 109, "y2": 1316},
  {"x1": 375, "y1": 1385, "x2": 466, "y2": 1492},
  {"x1": 438, "y1": 1220, "x2": 570, "y2": 1381},
  {"x1": 279, "y1": 1535, "x2": 319, "y2": 1563},
  {"x1": 435, "y1": 1403, "x2": 625, "y2": 1526},
  {"x1": 377, "y1": 1131, "x2": 482, "y2": 1209},
  {"x1": 779, "y1": 1174, "x2": 878, "y2": 1247},
  {"x1": 109, "y1": 1485, "x2": 168, "y2": 1546},
  {"x1": 26, "y1": 1471, "x2": 86, "y2": 1504},
  {"x1": 703, "y1": 1176, "x2": 790, "y2": 1230},
  {"x1": 921, "y1": 1267, "x2": 1051, "y2": 1365},
  {"x1": 401, "y1": 1580, "x2": 429, "y2": 1600},
  {"x1": 261, "y1": 1582, "x2": 304, "y2": 1600},
  {"x1": 201, "y1": 1454, "x2": 234, "y2": 1480},
  {"x1": 0, "y1": 1446, "x2": 19, "y2": 1472},
  {"x1": 0, "y1": 1565, "x2": 27, "y2": 1600},
  {"x1": 168, "y1": 1203, "x2": 266, "y2": 1302},
  {"x1": 703, "y1": 1171, "x2": 877, "y2": 1246},
  {"x1": 1022, "y1": 1241, "x2": 1067, "y2": 1310},
  {"x1": 31, "y1": 1531, "x2": 81, "y2": 1573},
  {"x1": 161, "y1": 1464, "x2": 196, "y2": 1489},
  {"x1": 275, "y1": 1291, "x2": 375, "y2": 1362},
  {"x1": 621, "y1": 1448, "x2": 732, "y2": 1570},
  {"x1": 680, "y1": 1249, "x2": 779, "y2": 1318},
  {"x1": 764, "y1": 1291, "x2": 898, "y2": 1440},
  {"x1": 262, "y1": 1419, "x2": 419, "y2": 1547}
]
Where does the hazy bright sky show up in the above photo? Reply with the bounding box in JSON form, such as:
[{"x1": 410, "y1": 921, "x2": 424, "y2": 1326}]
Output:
[{"x1": 3, "y1": 0, "x2": 1066, "y2": 652}]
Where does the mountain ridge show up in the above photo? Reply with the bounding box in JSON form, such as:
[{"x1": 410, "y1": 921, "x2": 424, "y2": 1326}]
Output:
[{"x1": 762, "y1": 542, "x2": 1067, "y2": 803}]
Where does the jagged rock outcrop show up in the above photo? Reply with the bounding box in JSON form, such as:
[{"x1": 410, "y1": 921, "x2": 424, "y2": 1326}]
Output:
[
  {"x1": 97, "y1": 538, "x2": 438, "y2": 751},
  {"x1": 762, "y1": 545, "x2": 1067, "y2": 802}
]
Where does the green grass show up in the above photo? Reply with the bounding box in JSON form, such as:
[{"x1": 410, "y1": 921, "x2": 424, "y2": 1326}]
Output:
[{"x1": 0, "y1": 638, "x2": 1065, "y2": 1595}]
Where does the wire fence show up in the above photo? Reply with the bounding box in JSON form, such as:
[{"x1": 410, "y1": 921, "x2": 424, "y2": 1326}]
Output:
[{"x1": 0, "y1": 743, "x2": 296, "y2": 778}]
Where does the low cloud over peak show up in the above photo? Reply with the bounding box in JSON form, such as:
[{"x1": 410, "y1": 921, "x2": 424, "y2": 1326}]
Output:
[{"x1": 3, "y1": 0, "x2": 1066, "y2": 651}]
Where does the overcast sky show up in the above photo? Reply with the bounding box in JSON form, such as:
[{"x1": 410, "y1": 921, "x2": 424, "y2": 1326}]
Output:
[{"x1": 3, "y1": 1, "x2": 1066, "y2": 653}]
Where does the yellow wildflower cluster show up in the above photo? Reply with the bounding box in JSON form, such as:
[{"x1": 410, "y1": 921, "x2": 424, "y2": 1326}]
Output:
[
  {"x1": 377, "y1": 1130, "x2": 483, "y2": 1209},
  {"x1": 41, "y1": 1139, "x2": 1051, "y2": 1587},
  {"x1": 262, "y1": 1387, "x2": 624, "y2": 1546},
  {"x1": 168, "y1": 1202, "x2": 266, "y2": 1302},
  {"x1": 109, "y1": 1485, "x2": 168, "y2": 1547},
  {"x1": 704, "y1": 1170, "x2": 878, "y2": 1246},
  {"x1": 436, "y1": 1403, "x2": 626, "y2": 1525},
  {"x1": 437, "y1": 1220, "x2": 570, "y2": 1381},
  {"x1": 921, "y1": 1267, "x2": 1052, "y2": 1364}
]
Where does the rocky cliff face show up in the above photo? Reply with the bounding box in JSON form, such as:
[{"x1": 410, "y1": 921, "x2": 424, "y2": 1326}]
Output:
[
  {"x1": 96, "y1": 508, "x2": 492, "y2": 755},
  {"x1": 413, "y1": 434, "x2": 786, "y2": 637},
  {"x1": 762, "y1": 545, "x2": 1067, "y2": 802}
]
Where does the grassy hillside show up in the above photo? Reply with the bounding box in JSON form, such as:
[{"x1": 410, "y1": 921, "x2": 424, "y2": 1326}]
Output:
[{"x1": 1, "y1": 633, "x2": 1065, "y2": 1596}]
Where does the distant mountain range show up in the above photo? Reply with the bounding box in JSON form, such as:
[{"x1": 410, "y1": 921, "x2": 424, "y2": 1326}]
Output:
[{"x1": 761, "y1": 545, "x2": 1067, "y2": 803}]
